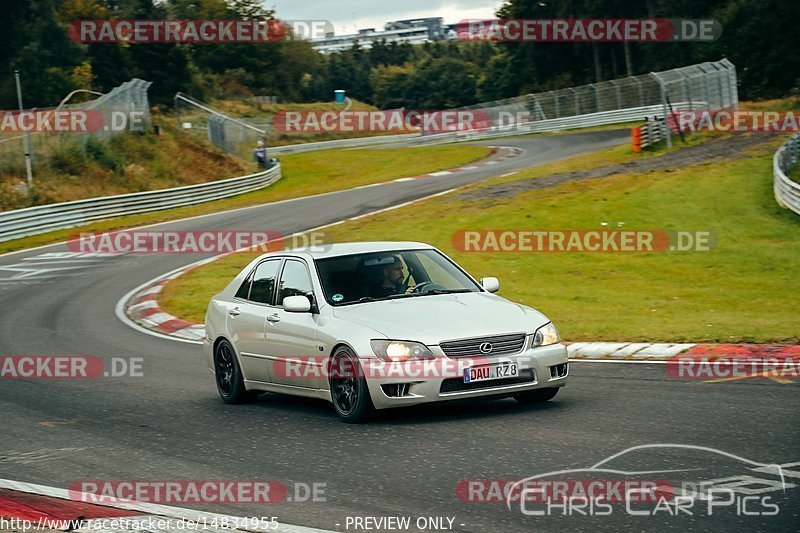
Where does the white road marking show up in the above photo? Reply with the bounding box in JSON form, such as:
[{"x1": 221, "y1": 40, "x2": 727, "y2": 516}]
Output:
[
  {"x1": 0, "y1": 264, "x2": 88, "y2": 279},
  {"x1": 0, "y1": 252, "x2": 126, "y2": 282},
  {"x1": 0, "y1": 448, "x2": 86, "y2": 465}
]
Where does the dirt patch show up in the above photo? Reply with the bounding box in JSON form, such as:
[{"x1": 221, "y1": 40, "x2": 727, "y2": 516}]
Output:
[{"x1": 458, "y1": 134, "x2": 778, "y2": 201}]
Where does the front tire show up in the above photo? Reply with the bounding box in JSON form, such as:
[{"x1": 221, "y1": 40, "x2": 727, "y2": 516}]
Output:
[
  {"x1": 214, "y1": 339, "x2": 254, "y2": 404},
  {"x1": 329, "y1": 347, "x2": 374, "y2": 423},
  {"x1": 514, "y1": 387, "x2": 560, "y2": 404}
]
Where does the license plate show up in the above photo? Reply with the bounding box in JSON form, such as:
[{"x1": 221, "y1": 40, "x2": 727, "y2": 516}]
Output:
[{"x1": 464, "y1": 362, "x2": 519, "y2": 383}]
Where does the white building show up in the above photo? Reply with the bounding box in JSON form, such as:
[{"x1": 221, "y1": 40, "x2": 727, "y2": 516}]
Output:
[{"x1": 311, "y1": 17, "x2": 449, "y2": 54}]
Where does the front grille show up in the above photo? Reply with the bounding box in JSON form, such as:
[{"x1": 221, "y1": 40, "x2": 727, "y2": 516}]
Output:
[
  {"x1": 439, "y1": 369, "x2": 536, "y2": 394},
  {"x1": 440, "y1": 333, "x2": 526, "y2": 358}
]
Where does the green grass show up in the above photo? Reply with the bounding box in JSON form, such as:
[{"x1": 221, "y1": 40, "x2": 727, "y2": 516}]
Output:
[
  {"x1": 161, "y1": 136, "x2": 800, "y2": 342},
  {"x1": 0, "y1": 144, "x2": 491, "y2": 255}
]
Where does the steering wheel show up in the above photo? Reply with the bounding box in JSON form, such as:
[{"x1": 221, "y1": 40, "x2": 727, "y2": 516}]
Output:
[{"x1": 410, "y1": 282, "x2": 447, "y2": 294}]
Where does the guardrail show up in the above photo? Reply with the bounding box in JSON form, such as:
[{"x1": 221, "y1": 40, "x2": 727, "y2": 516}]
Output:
[
  {"x1": 773, "y1": 134, "x2": 800, "y2": 215},
  {"x1": 0, "y1": 164, "x2": 281, "y2": 243},
  {"x1": 267, "y1": 103, "x2": 704, "y2": 155},
  {"x1": 408, "y1": 103, "x2": 702, "y2": 146},
  {"x1": 268, "y1": 133, "x2": 419, "y2": 155}
]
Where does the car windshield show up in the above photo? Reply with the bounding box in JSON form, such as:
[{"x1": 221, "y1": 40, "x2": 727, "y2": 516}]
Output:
[{"x1": 315, "y1": 249, "x2": 482, "y2": 305}]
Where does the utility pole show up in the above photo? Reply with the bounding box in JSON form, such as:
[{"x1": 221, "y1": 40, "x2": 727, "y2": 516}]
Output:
[{"x1": 14, "y1": 70, "x2": 33, "y2": 189}]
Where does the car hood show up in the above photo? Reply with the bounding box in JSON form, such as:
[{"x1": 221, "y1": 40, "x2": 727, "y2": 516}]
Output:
[{"x1": 331, "y1": 292, "x2": 549, "y2": 345}]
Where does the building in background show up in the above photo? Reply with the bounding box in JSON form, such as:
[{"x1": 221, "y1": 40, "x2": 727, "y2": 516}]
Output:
[{"x1": 310, "y1": 17, "x2": 452, "y2": 54}]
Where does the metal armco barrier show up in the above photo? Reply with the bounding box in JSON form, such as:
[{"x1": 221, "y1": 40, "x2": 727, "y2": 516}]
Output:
[
  {"x1": 773, "y1": 134, "x2": 800, "y2": 215},
  {"x1": 0, "y1": 164, "x2": 281, "y2": 243},
  {"x1": 413, "y1": 103, "x2": 700, "y2": 147},
  {"x1": 268, "y1": 133, "x2": 419, "y2": 155},
  {"x1": 632, "y1": 118, "x2": 668, "y2": 151}
]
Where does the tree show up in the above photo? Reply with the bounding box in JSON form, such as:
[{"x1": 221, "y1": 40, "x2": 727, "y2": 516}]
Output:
[
  {"x1": 371, "y1": 64, "x2": 413, "y2": 109},
  {"x1": 406, "y1": 56, "x2": 478, "y2": 108}
]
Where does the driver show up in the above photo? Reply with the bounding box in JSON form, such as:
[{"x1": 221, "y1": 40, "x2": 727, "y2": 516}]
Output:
[{"x1": 368, "y1": 255, "x2": 413, "y2": 298}]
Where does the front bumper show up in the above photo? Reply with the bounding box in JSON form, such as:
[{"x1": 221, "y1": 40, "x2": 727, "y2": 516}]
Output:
[{"x1": 363, "y1": 342, "x2": 569, "y2": 410}]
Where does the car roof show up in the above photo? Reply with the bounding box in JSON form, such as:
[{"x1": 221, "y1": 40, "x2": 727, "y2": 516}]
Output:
[{"x1": 260, "y1": 241, "x2": 435, "y2": 261}]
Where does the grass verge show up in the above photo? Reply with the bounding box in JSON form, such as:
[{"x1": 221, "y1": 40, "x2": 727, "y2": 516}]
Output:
[{"x1": 161, "y1": 135, "x2": 800, "y2": 342}]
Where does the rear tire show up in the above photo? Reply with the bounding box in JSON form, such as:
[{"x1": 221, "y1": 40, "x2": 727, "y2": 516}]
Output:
[
  {"x1": 329, "y1": 347, "x2": 375, "y2": 423},
  {"x1": 214, "y1": 339, "x2": 255, "y2": 404},
  {"x1": 514, "y1": 387, "x2": 560, "y2": 404}
]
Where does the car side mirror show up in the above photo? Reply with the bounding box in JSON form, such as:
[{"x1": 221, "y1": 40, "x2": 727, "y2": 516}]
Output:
[
  {"x1": 481, "y1": 277, "x2": 500, "y2": 293},
  {"x1": 283, "y1": 295, "x2": 312, "y2": 313}
]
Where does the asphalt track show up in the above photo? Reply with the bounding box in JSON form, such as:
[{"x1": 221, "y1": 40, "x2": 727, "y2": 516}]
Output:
[{"x1": 1, "y1": 129, "x2": 798, "y2": 532}]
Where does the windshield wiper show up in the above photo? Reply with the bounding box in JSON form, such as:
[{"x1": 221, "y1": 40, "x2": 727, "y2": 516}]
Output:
[
  {"x1": 357, "y1": 293, "x2": 417, "y2": 303},
  {"x1": 385, "y1": 292, "x2": 422, "y2": 299},
  {"x1": 422, "y1": 288, "x2": 473, "y2": 296}
]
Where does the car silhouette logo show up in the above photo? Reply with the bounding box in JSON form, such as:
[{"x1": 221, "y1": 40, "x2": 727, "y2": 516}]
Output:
[{"x1": 479, "y1": 342, "x2": 493, "y2": 354}]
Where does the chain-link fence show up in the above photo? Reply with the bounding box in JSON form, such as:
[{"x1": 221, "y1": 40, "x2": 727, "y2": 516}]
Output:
[
  {"x1": 171, "y1": 59, "x2": 738, "y2": 153},
  {"x1": 174, "y1": 93, "x2": 265, "y2": 159},
  {"x1": 0, "y1": 79, "x2": 152, "y2": 185},
  {"x1": 447, "y1": 59, "x2": 737, "y2": 146}
]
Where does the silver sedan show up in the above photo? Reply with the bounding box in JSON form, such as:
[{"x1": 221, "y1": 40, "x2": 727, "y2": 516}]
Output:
[{"x1": 204, "y1": 242, "x2": 568, "y2": 422}]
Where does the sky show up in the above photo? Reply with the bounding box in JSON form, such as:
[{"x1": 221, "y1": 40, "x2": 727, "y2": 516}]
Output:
[{"x1": 266, "y1": 0, "x2": 505, "y2": 36}]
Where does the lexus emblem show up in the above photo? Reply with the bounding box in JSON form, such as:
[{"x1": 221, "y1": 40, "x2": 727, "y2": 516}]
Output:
[{"x1": 479, "y1": 342, "x2": 493, "y2": 354}]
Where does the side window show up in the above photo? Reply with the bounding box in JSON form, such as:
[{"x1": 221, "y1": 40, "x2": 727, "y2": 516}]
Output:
[
  {"x1": 234, "y1": 268, "x2": 254, "y2": 300},
  {"x1": 249, "y1": 259, "x2": 281, "y2": 304},
  {"x1": 277, "y1": 260, "x2": 314, "y2": 306}
]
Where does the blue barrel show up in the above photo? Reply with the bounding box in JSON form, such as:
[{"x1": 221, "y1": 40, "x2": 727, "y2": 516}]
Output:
[{"x1": 334, "y1": 90, "x2": 346, "y2": 103}]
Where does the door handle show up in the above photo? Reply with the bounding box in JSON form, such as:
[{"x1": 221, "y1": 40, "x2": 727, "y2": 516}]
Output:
[
  {"x1": 266, "y1": 314, "x2": 281, "y2": 323},
  {"x1": 228, "y1": 307, "x2": 240, "y2": 317}
]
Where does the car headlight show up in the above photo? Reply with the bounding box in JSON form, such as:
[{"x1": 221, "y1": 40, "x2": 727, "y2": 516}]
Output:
[
  {"x1": 532, "y1": 323, "x2": 560, "y2": 347},
  {"x1": 371, "y1": 340, "x2": 434, "y2": 362}
]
